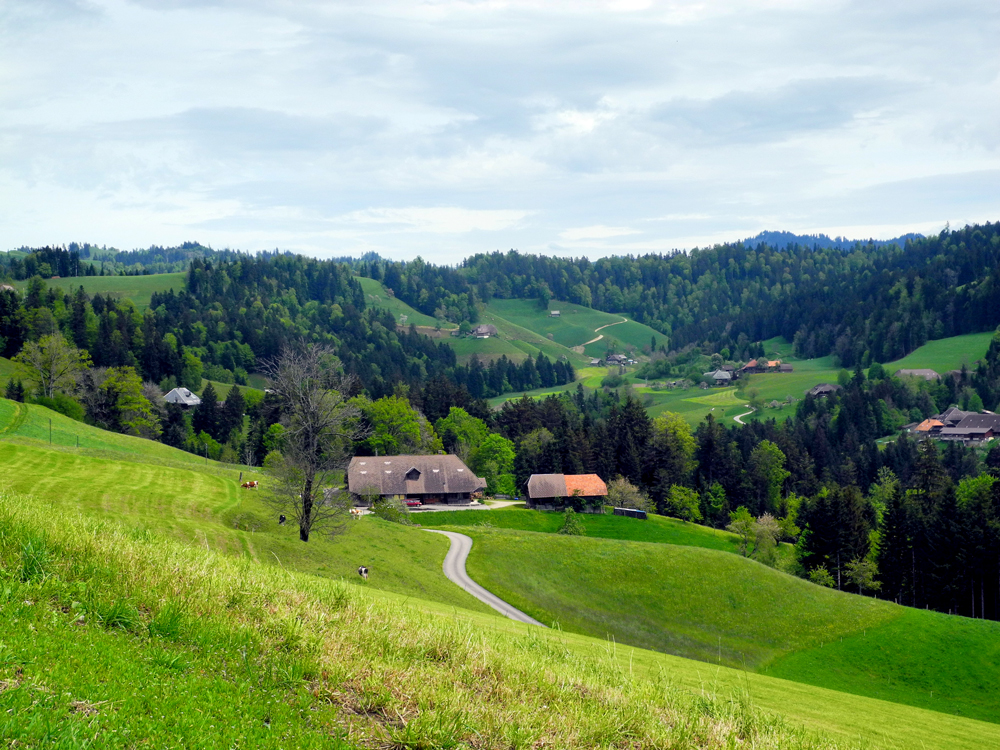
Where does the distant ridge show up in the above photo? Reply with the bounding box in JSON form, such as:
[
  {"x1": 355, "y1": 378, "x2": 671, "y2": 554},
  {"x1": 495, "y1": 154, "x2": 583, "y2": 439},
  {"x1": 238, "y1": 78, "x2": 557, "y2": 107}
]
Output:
[{"x1": 742, "y1": 230, "x2": 924, "y2": 250}]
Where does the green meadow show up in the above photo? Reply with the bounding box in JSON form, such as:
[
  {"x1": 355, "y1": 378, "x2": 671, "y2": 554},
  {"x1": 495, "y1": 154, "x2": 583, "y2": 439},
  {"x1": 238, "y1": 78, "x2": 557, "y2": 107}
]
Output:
[
  {"x1": 884, "y1": 331, "x2": 994, "y2": 374},
  {"x1": 3, "y1": 400, "x2": 1000, "y2": 746},
  {"x1": 421, "y1": 506, "x2": 742, "y2": 553},
  {"x1": 447, "y1": 525, "x2": 1000, "y2": 724},
  {"x1": 12, "y1": 272, "x2": 185, "y2": 309},
  {"x1": 356, "y1": 276, "x2": 447, "y2": 328},
  {"x1": 9, "y1": 490, "x2": 1000, "y2": 749}
]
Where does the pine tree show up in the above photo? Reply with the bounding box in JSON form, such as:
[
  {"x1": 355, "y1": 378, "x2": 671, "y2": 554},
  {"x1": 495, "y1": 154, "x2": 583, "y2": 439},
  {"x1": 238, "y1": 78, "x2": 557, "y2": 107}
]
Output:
[{"x1": 192, "y1": 382, "x2": 220, "y2": 440}]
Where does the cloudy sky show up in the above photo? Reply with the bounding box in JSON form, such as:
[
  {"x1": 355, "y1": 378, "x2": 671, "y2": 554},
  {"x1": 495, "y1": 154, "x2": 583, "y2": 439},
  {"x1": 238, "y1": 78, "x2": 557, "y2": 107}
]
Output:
[{"x1": 2, "y1": 0, "x2": 998, "y2": 262}]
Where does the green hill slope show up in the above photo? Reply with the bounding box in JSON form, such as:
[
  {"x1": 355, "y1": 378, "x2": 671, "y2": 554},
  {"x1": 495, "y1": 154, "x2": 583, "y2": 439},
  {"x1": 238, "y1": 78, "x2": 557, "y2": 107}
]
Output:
[
  {"x1": 452, "y1": 526, "x2": 1000, "y2": 724},
  {"x1": 4, "y1": 488, "x2": 1000, "y2": 749},
  {"x1": 12, "y1": 272, "x2": 185, "y2": 309}
]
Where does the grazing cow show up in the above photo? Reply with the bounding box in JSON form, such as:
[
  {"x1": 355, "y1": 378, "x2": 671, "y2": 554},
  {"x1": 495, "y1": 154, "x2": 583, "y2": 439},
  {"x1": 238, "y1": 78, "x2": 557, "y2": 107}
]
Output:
[
  {"x1": 350, "y1": 508, "x2": 363, "y2": 519},
  {"x1": 278, "y1": 514, "x2": 286, "y2": 525},
  {"x1": 358, "y1": 566, "x2": 369, "y2": 580},
  {"x1": 241, "y1": 480, "x2": 259, "y2": 489}
]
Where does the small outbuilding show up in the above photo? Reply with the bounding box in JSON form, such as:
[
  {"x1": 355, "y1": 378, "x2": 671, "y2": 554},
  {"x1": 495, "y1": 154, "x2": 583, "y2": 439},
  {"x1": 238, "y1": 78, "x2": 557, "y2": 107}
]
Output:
[
  {"x1": 527, "y1": 473, "x2": 607, "y2": 512},
  {"x1": 164, "y1": 387, "x2": 202, "y2": 407},
  {"x1": 895, "y1": 368, "x2": 941, "y2": 381},
  {"x1": 549, "y1": 310, "x2": 561, "y2": 317},
  {"x1": 806, "y1": 383, "x2": 841, "y2": 398}
]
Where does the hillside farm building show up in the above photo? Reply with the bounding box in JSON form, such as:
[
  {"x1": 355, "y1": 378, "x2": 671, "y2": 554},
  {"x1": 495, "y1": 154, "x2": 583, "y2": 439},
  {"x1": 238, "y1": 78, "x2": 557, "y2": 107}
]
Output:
[
  {"x1": 527, "y1": 473, "x2": 608, "y2": 512},
  {"x1": 163, "y1": 387, "x2": 202, "y2": 407},
  {"x1": 472, "y1": 324, "x2": 498, "y2": 338},
  {"x1": 895, "y1": 368, "x2": 941, "y2": 381},
  {"x1": 347, "y1": 454, "x2": 486, "y2": 505}
]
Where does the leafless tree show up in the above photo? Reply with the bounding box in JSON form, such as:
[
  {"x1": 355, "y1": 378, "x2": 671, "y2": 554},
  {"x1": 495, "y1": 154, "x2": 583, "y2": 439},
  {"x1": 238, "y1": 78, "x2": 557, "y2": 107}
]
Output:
[{"x1": 261, "y1": 344, "x2": 367, "y2": 542}]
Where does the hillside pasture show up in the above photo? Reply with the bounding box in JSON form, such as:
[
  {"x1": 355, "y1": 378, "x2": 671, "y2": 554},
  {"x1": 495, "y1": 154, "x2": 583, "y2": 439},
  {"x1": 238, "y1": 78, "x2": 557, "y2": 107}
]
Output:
[
  {"x1": 0, "y1": 438, "x2": 489, "y2": 613},
  {"x1": 884, "y1": 331, "x2": 994, "y2": 374},
  {"x1": 356, "y1": 276, "x2": 447, "y2": 328},
  {"x1": 454, "y1": 527, "x2": 1000, "y2": 725},
  {"x1": 421, "y1": 506, "x2": 742, "y2": 553},
  {"x1": 486, "y1": 298, "x2": 668, "y2": 356},
  {"x1": 5, "y1": 490, "x2": 999, "y2": 749},
  {"x1": 12, "y1": 272, "x2": 185, "y2": 309}
]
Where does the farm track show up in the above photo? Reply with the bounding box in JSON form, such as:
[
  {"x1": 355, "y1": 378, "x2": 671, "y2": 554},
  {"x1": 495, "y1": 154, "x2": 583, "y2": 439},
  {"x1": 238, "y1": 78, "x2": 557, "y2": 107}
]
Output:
[
  {"x1": 574, "y1": 316, "x2": 629, "y2": 351},
  {"x1": 425, "y1": 529, "x2": 545, "y2": 627}
]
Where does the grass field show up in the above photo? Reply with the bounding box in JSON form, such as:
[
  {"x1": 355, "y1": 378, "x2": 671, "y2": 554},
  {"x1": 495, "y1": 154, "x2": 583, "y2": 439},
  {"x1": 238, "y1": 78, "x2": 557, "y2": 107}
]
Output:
[
  {"x1": 356, "y1": 276, "x2": 448, "y2": 328},
  {"x1": 0, "y1": 434, "x2": 488, "y2": 614},
  {"x1": 8, "y1": 492, "x2": 1000, "y2": 749},
  {"x1": 12, "y1": 272, "x2": 185, "y2": 309},
  {"x1": 884, "y1": 331, "x2": 994, "y2": 373},
  {"x1": 422, "y1": 506, "x2": 743, "y2": 552},
  {"x1": 449, "y1": 526, "x2": 1000, "y2": 724},
  {"x1": 3, "y1": 403, "x2": 1000, "y2": 745},
  {"x1": 486, "y1": 298, "x2": 668, "y2": 357},
  {"x1": 0, "y1": 398, "x2": 208, "y2": 467}
]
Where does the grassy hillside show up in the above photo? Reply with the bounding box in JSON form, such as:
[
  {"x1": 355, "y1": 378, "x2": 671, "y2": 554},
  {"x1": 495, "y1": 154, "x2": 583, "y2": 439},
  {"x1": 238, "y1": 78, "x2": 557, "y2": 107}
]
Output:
[
  {"x1": 0, "y1": 435, "x2": 488, "y2": 614},
  {"x1": 10, "y1": 491, "x2": 1000, "y2": 749},
  {"x1": 486, "y1": 298, "x2": 669, "y2": 357},
  {"x1": 0, "y1": 398, "x2": 208, "y2": 466},
  {"x1": 356, "y1": 276, "x2": 447, "y2": 328},
  {"x1": 422, "y1": 506, "x2": 742, "y2": 553},
  {"x1": 884, "y1": 331, "x2": 994, "y2": 373},
  {"x1": 454, "y1": 526, "x2": 1000, "y2": 724},
  {"x1": 12, "y1": 272, "x2": 185, "y2": 309}
]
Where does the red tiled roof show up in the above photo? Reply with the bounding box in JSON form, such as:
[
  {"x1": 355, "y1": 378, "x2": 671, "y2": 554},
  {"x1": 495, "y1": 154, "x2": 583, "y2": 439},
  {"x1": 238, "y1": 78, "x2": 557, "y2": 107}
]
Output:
[{"x1": 564, "y1": 474, "x2": 608, "y2": 497}]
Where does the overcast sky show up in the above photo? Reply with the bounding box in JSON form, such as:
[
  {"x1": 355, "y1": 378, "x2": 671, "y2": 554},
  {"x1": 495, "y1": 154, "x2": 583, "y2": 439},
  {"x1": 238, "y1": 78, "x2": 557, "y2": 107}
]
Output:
[{"x1": 2, "y1": 0, "x2": 998, "y2": 263}]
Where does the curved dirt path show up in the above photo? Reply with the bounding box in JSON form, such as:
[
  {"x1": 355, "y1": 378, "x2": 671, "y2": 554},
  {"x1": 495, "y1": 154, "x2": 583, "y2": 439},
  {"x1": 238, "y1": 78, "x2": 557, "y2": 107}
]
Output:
[
  {"x1": 734, "y1": 407, "x2": 755, "y2": 424},
  {"x1": 578, "y1": 316, "x2": 629, "y2": 348},
  {"x1": 424, "y1": 529, "x2": 545, "y2": 626}
]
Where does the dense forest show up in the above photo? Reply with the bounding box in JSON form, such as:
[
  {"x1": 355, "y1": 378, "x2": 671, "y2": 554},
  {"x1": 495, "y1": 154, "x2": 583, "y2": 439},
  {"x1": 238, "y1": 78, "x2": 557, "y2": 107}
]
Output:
[{"x1": 358, "y1": 222, "x2": 1000, "y2": 366}]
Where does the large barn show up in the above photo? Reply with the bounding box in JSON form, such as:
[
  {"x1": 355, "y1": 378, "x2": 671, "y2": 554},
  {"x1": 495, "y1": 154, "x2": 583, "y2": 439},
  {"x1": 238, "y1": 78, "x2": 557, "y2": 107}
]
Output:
[
  {"x1": 526, "y1": 473, "x2": 608, "y2": 512},
  {"x1": 347, "y1": 454, "x2": 486, "y2": 505}
]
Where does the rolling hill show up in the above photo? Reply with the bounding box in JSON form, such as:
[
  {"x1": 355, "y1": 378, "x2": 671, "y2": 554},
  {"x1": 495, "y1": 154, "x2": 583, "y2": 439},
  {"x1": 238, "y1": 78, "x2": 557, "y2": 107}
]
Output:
[
  {"x1": 2, "y1": 398, "x2": 1000, "y2": 746},
  {"x1": 445, "y1": 523, "x2": 1000, "y2": 724}
]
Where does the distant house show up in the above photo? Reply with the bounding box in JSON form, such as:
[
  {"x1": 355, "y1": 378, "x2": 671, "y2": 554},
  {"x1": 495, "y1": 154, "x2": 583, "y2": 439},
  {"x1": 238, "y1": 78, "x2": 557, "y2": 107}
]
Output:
[
  {"x1": 606, "y1": 354, "x2": 627, "y2": 364},
  {"x1": 935, "y1": 406, "x2": 976, "y2": 427},
  {"x1": 163, "y1": 387, "x2": 202, "y2": 407},
  {"x1": 549, "y1": 310, "x2": 561, "y2": 317},
  {"x1": 913, "y1": 418, "x2": 944, "y2": 436},
  {"x1": 590, "y1": 358, "x2": 602, "y2": 366},
  {"x1": 704, "y1": 369, "x2": 732, "y2": 385},
  {"x1": 740, "y1": 359, "x2": 765, "y2": 374},
  {"x1": 347, "y1": 454, "x2": 486, "y2": 505},
  {"x1": 0, "y1": 284, "x2": 15, "y2": 293},
  {"x1": 806, "y1": 383, "x2": 841, "y2": 398},
  {"x1": 895, "y1": 368, "x2": 940, "y2": 381},
  {"x1": 767, "y1": 360, "x2": 781, "y2": 371},
  {"x1": 472, "y1": 324, "x2": 498, "y2": 338},
  {"x1": 527, "y1": 474, "x2": 608, "y2": 512},
  {"x1": 778, "y1": 363, "x2": 794, "y2": 373},
  {"x1": 939, "y1": 414, "x2": 1000, "y2": 443}
]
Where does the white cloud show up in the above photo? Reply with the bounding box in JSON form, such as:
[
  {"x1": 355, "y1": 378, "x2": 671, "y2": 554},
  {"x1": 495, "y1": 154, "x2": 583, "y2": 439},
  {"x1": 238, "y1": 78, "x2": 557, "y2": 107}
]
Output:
[{"x1": 1, "y1": 0, "x2": 999, "y2": 259}]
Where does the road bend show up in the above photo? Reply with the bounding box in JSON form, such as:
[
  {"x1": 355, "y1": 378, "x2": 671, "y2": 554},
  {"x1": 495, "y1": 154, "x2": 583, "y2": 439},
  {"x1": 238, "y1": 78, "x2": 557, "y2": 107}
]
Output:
[{"x1": 424, "y1": 529, "x2": 546, "y2": 627}]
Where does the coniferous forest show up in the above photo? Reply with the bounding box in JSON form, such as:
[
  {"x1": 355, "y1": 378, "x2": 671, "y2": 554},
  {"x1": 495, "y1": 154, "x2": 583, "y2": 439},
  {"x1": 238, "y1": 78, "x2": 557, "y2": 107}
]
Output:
[{"x1": 4, "y1": 222, "x2": 1000, "y2": 621}]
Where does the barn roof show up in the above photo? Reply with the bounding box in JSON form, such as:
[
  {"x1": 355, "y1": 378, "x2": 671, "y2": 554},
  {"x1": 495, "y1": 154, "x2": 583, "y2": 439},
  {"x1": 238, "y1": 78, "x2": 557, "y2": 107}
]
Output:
[
  {"x1": 914, "y1": 419, "x2": 944, "y2": 432},
  {"x1": 527, "y1": 473, "x2": 607, "y2": 499},
  {"x1": 895, "y1": 368, "x2": 940, "y2": 381},
  {"x1": 163, "y1": 387, "x2": 202, "y2": 406},
  {"x1": 347, "y1": 454, "x2": 485, "y2": 496}
]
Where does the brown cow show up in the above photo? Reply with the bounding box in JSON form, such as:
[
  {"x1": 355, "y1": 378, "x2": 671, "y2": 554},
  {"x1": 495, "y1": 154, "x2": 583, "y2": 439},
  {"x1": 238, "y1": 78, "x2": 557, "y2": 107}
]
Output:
[{"x1": 241, "y1": 480, "x2": 258, "y2": 489}]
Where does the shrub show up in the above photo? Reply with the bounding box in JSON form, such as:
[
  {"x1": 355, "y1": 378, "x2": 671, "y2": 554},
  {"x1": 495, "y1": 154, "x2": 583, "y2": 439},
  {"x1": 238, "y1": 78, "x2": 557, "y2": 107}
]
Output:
[
  {"x1": 31, "y1": 393, "x2": 85, "y2": 421},
  {"x1": 371, "y1": 497, "x2": 413, "y2": 525},
  {"x1": 558, "y1": 508, "x2": 586, "y2": 536},
  {"x1": 808, "y1": 567, "x2": 835, "y2": 588}
]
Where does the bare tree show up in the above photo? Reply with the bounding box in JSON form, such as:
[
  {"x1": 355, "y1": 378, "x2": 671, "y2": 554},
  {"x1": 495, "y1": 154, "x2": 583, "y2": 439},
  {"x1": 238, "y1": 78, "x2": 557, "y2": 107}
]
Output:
[{"x1": 261, "y1": 344, "x2": 367, "y2": 542}]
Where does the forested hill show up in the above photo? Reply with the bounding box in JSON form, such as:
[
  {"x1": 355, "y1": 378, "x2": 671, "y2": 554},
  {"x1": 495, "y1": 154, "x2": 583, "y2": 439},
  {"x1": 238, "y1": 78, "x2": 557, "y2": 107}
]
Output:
[
  {"x1": 741, "y1": 230, "x2": 924, "y2": 251},
  {"x1": 357, "y1": 222, "x2": 1000, "y2": 367}
]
